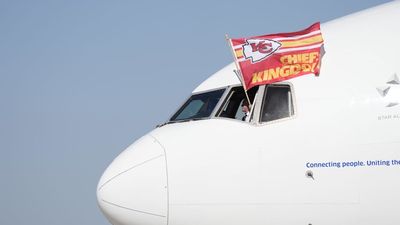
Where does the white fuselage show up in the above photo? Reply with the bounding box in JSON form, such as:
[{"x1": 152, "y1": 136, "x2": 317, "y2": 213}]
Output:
[{"x1": 97, "y1": 2, "x2": 400, "y2": 225}]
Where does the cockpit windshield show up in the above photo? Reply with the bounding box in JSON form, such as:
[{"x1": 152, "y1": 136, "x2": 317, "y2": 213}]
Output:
[{"x1": 170, "y1": 88, "x2": 225, "y2": 122}]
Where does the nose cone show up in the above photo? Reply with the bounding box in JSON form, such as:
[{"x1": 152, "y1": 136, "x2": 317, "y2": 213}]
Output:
[{"x1": 97, "y1": 135, "x2": 168, "y2": 225}]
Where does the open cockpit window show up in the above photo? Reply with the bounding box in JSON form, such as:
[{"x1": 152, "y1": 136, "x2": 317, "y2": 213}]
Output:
[
  {"x1": 216, "y1": 86, "x2": 258, "y2": 122},
  {"x1": 260, "y1": 85, "x2": 294, "y2": 123},
  {"x1": 170, "y1": 89, "x2": 225, "y2": 122}
]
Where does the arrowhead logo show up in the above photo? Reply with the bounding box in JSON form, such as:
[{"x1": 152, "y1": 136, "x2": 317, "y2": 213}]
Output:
[
  {"x1": 376, "y1": 86, "x2": 391, "y2": 97},
  {"x1": 243, "y1": 39, "x2": 281, "y2": 63},
  {"x1": 387, "y1": 73, "x2": 400, "y2": 85},
  {"x1": 376, "y1": 73, "x2": 400, "y2": 107}
]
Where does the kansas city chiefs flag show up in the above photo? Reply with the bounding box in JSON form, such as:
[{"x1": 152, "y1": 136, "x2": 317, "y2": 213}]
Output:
[{"x1": 229, "y1": 22, "x2": 324, "y2": 90}]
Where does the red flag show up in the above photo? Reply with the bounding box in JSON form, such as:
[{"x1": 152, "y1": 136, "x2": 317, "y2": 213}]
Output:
[{"x1": 229, "y1": 23, "x2": 324, "y2": 90}]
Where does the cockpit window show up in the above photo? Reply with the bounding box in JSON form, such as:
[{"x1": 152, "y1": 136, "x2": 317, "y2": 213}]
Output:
[
  {"x1": 216, "y1": 86, "x2": 258, "y2": 122},
  {"x1": 170, "y1": 89, "x2": 225, "y2": 121},
  {"x1": 260, "y1": 85, "x2": 294, "y2": 123}
]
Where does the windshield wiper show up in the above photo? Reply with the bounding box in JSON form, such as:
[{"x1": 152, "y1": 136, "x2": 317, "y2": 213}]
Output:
[{"x1": 156, "y1": 118, "x2": 206, "y2": 128}]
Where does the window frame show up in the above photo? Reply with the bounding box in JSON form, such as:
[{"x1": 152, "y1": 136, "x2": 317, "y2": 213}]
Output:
[
  {"x1": 256, "y1": 82, "x2": 297, "y2": 125},
  {"x1": 166, "y1": 82, "x2": 296, "y2": 125},
  {"x1": 214, "y1": 85, "x2": 260, "y2": 123},
  {"x1": 168, "y1": 87, "x2": 229, "y2": 122},
  {"x1": 215, "y1": 86, "x2": 246, "y2": 121}
]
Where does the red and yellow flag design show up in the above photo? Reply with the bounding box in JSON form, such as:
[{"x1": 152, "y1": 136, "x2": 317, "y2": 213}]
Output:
[{"x1": 229, "y1": 23, "x2": 324, "y2": 90}]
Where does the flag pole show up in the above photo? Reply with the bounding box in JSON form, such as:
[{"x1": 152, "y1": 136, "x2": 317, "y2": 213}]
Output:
[{"x1": 225, "y1": 34, "x2": 252, "y2": 106}]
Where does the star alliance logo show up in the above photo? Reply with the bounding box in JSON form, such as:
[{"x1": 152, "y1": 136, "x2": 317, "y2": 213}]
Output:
[{"x1": 376, "y1": 73, "x2": 400, "y2": 107}]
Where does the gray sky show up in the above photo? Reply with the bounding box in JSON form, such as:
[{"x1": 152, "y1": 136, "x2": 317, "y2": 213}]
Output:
[{"x1": 0, "y1": 0, "x2": 391, "y2": 224}]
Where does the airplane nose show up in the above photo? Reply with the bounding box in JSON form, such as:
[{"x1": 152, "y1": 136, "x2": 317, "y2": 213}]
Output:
[{"x1": 97, "y1": 135, "x2": 168, "y2": 225}]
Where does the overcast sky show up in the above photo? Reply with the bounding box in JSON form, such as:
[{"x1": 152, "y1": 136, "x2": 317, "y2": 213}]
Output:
[{"x1": 0, "y1": 0, "x2": 392, "y2": 224}]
